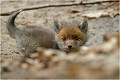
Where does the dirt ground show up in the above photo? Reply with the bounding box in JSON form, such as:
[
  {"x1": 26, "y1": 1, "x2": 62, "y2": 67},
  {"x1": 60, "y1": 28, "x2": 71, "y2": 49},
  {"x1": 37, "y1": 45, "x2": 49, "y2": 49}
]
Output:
[{"x1": 0, "y1": 0, "x2": 119, "y2": 79}]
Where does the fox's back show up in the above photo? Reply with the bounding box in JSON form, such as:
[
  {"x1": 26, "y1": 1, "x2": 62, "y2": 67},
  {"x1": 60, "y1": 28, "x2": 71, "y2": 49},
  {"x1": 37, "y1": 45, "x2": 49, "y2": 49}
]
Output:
[{"x1": 16, "y1": 26, "x2": 55, "y2": 54}]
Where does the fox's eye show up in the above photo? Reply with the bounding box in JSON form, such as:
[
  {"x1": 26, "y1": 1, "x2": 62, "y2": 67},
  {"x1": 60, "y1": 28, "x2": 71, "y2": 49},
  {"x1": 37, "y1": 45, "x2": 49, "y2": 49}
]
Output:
[
  {"x1": 74, "y1": 37, "x2": 79, "y2": 40},
  {"x1": 62, "y1": 37, "x2": 66, "y2": 41}
]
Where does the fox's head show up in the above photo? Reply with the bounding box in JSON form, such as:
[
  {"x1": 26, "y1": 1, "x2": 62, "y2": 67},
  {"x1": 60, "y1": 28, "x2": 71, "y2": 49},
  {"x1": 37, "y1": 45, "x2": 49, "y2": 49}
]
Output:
[{"x1": 54, "y1": 20, "x2": 88, "y2": 53}]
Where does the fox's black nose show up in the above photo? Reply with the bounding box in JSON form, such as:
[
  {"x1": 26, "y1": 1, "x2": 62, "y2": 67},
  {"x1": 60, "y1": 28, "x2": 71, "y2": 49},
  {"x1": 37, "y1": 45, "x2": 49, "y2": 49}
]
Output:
[{"x1": 68, "y1": 45, "x2": 72, "y2": 48}]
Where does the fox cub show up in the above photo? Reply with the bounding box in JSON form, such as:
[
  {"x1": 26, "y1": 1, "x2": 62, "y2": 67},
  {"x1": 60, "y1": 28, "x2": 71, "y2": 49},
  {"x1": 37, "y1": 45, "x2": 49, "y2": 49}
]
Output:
[
  {"x1": 7, "y1": 10, "x2": 88, "y2": 56},
  {"x1": 54, "y1": 20, "x2": 88, "y2": 53}
]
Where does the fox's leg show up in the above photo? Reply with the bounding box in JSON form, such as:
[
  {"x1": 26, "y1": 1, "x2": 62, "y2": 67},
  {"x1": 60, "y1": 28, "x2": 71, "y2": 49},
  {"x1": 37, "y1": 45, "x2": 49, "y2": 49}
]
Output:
[{"x1": 53, "y1": 41, "x2": 60, "y2": 50}]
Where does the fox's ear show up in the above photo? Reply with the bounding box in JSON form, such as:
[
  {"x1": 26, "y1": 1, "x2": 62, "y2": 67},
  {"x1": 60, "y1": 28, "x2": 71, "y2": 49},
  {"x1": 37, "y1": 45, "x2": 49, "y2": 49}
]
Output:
[
  {"x1": 78, "y1": 19, "x2": 88, "y2": 33},
  {"x1": 54, "y1": 20, "x2": 63, "y2": 33}
]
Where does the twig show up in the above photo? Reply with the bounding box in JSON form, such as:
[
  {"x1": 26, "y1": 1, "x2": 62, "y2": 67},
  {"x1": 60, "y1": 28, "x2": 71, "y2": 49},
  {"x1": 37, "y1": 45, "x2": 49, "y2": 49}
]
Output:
[{"x1": 0, "y1": 0, "x2": 119, "y2": 16}]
